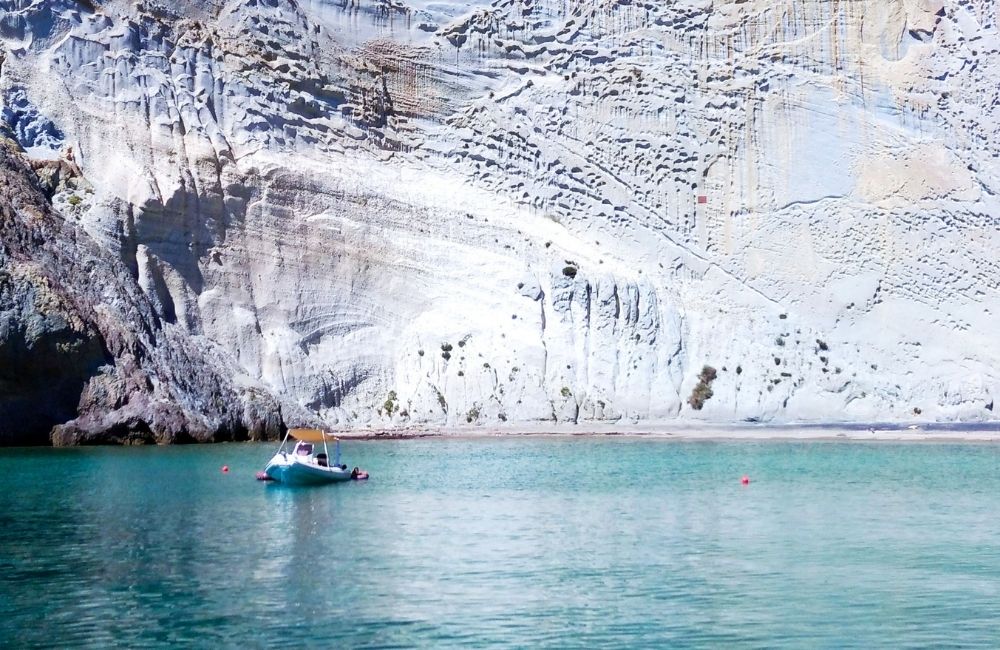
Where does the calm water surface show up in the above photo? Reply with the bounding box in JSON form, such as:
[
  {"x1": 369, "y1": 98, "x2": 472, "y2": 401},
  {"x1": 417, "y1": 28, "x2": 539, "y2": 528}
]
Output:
[{"x1": 2, "y1": 439, "x2": 999, "y2": 647}]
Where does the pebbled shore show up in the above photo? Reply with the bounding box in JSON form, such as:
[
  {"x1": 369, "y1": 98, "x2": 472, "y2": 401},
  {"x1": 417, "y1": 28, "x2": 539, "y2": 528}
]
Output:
[{"x1": 331, "y1": 423, "x2": 1000, "y2": 443}]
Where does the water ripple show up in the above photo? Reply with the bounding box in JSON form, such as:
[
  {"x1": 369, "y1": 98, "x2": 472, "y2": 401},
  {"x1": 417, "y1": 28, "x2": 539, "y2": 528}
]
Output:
[{"x1": 1, "y1": 441, "x2": 1000, "y2": 647}]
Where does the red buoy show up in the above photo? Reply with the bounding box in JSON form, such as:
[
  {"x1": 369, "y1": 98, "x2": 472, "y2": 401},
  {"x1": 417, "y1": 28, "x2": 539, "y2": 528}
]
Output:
[
  {"x1": 222, "y1": 465, "x2": 230, "y2": 473},
  {"x1": 741, "y1": 475, "x2": 750, "y2": 485}
]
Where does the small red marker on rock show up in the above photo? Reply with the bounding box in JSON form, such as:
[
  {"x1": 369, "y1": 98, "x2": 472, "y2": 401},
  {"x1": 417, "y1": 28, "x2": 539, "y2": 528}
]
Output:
[
  {"x1": 741, "y1": 475, "x2": 750, "y2": 485},
  {"x1": 222, "y1": 465, "x2": 230, "y2": 473}
]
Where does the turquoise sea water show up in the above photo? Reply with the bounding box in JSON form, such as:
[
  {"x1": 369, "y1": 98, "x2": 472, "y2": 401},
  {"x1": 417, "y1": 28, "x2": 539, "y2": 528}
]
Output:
[{"x1": 2, "y1": 438, "x2": 1000, "y2": 647}]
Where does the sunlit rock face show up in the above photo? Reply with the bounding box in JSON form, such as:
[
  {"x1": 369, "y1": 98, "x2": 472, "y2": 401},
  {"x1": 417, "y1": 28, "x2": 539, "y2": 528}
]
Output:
[{"x1": 1, "y1": 0, "x2": 998, "y2": 431}]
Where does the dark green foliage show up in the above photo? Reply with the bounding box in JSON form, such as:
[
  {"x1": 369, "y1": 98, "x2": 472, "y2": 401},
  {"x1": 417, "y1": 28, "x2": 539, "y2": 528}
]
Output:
[
  {"x1": 383, "y1": 391, "x2": 397, "y2": 416},
  {"x1": 688, "y1": 365, "x2": 717, "y2": 410}
]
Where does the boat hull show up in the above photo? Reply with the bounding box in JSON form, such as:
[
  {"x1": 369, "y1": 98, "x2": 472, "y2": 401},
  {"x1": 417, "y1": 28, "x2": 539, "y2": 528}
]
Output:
[{"x1": 264, "y1": 455, "x2": 353, "y2": 485}]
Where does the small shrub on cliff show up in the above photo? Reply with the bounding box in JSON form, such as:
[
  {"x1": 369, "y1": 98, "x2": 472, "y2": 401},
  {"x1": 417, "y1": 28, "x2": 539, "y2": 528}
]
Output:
[
  {"x1": 67, "y1": 195, "x2": 82, "y2": 207},
  {"x1": 560, "y1": 386, "x2": 572, "y2": 398},
  {"x1": 688, "y1": 365, "x2": 718, "y2": 411},
  {"x1": 383, "y1": 391, "x2": 397, "y2": 416}
]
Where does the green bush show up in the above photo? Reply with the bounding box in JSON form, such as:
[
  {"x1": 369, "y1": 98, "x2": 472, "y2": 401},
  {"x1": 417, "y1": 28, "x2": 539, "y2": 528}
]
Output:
[
  {"x1": 466, "y1": 406, "x2": 480, "y2": 423},
  {"x1": 383, "y1": 390, "x2": 397, "y2": 416},
  {"x1": 687, "y1": 365, "x2": 718, "y2": 410}
]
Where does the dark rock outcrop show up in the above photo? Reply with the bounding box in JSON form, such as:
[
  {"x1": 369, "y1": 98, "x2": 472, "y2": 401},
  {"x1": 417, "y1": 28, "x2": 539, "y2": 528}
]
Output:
[{"x1": 0, "y1": 143, "x2": 286, "y2": 445}]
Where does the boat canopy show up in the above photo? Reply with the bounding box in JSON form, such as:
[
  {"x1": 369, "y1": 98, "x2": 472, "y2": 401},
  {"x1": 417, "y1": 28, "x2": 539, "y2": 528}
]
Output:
[{"x1": 288, "y1": 428, "x2": 339, "y2": 443}]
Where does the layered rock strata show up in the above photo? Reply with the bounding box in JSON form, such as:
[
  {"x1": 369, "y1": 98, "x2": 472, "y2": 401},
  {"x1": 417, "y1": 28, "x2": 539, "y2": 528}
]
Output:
[{"x1": 0, "y1": 0, "x2": 997, "y2": 441}]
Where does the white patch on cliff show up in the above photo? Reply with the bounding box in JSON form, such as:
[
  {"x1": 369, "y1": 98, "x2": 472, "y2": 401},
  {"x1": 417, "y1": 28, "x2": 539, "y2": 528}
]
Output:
[{"x1": 1, "y1": 0, "x2": 998, "y2": 426}]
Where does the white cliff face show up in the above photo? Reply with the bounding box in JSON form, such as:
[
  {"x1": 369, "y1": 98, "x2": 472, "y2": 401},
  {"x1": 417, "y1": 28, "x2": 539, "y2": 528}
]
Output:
[{"x1": 1, "y1": 0, "x2": 998, "y2": 428}]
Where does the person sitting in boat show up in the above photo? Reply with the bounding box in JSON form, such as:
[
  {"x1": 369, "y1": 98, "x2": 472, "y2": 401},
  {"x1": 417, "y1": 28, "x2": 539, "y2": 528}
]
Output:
[
  {"x1": 295, "y1": 442, "x2": 313, "y2": 456},
  {"x1": 351, "y1": 467, "x2": 359, "y2": 479}
]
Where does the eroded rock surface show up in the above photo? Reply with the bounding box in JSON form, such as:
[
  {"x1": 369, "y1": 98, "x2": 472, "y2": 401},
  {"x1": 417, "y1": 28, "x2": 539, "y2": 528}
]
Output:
[
  {"x1": 0, "y1": 0, "x2": 998, "y2": 440},
  {"x1": 0, "y1": 142, "x2": 287, "y2": 444}
]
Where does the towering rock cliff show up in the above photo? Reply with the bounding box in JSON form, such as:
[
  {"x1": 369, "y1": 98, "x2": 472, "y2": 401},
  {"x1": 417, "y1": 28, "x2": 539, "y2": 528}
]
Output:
[
  {"x1": 1, "y1": 0, "x2": 998, "y2": 441},
  {"x1": 0, "y1": 141, "x2": 287, "y2": 444}
]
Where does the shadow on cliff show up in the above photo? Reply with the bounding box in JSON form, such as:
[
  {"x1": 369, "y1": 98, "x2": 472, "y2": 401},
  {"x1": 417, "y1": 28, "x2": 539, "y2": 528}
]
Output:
[
  {"x1": 0, "y1": 143, "x2": 287, "y2": 446},
  {"x1": 0, "y1": 293, "x2": 107, "y2": 445}
]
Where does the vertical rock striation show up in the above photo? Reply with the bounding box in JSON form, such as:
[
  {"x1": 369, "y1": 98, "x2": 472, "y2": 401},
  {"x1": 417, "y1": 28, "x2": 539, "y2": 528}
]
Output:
[
  {"x1": 0, "y1": 0, "x2": 997, "y2": 440},
  {"x1": 0, "y1": 140, "x2": 287, "y2": 444}
]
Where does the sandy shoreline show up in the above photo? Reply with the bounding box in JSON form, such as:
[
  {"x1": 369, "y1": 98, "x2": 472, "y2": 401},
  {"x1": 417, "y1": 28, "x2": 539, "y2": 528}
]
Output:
[{"x1": 331, "y1": 423, "x2": 1000, "y2": 443}]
